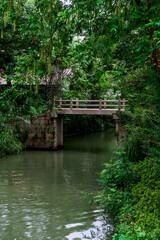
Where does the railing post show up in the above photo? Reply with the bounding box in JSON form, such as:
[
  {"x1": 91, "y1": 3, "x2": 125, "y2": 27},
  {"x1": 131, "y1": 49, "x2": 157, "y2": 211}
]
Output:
[
  {"x1": 122, "y1": 99, "x2": 125, "y2": 110},
  {"x1": 70, "y1": 99, "x2": 73, "y2": 110},
  {"x1": 104, "y1": 98, "x2": 106, "y2": 109},
  {"x1": 76, "y1": 98, "x2": 79, "y2": 108},
  {"x1": 60, "y1": 98, "x2": 62, "y2": 108},
  {"x1": 52, "y1": 99, "x2": 55, "y2": 112},
  {"x1": 99, "y1": 99, "x2": 102, "y2": 110},
  {"x1": 118, "y1": 99, "x2": 121, "y2": 111}
]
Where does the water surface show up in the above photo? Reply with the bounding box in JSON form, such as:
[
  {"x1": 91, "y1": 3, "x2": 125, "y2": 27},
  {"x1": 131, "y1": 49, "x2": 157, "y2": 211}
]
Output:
[{"x1": 0, "y1": 129, "x2": 115, "y2": 240}]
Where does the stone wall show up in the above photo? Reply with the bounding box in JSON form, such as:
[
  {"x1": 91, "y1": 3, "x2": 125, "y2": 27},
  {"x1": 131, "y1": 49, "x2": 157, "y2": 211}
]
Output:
[{"x1": 10, "y1": 111, "x2": 56, "y2": 149}]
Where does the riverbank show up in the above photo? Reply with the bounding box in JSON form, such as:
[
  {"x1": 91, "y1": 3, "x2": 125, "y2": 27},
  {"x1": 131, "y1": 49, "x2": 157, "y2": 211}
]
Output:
[{"x1": 97, "y1": 110, "x2": 160, "y2": 240}]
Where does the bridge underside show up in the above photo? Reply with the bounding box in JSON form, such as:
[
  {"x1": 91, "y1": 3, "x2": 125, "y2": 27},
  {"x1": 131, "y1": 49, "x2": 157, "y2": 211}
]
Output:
[
  {"x1": 53, "y1": 111, "x2": 121, "y2": 150},
  {"x1": 57, "y1": 108, "x2": 121, "y2": 115}
]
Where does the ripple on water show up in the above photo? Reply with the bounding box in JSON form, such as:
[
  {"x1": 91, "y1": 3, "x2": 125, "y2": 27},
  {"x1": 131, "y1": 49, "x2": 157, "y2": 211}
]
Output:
[{"x1": 0, "y1": 130, "x2": 116, "y2": 240}]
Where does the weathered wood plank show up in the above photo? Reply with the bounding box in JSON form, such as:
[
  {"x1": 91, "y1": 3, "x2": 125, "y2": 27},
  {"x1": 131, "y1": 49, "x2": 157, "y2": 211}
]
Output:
[
  {"x1": 70, "y1": 99, "x2": 73, "y2": 110},
  {"x1": 60, "y1": 98, "x2": 62, "y2": 108},
  {"x1": 122, "y1": 98, "x2": 125, "y2": 110},
  {"x1": 57, "y1": 108, "x2": 121, "y2": 115},
  {"x1": 99, "y1": 99, "x2": 102, "y2": 110},
  {"x1": 76, "y1": 98, "x2": 79, "y2": 108},
  {"x1": 118, "y1": 99, "x2": 121, "y2": 111},
  {"x1": 54, "y1": 99, "x2": 124, "y2": 103},
  {"x1": 59, "y1": 104, "x2": 124, "y2": 108},
  {"x1": 104, "y1": 98, "x2": 106, "y2": 109}
]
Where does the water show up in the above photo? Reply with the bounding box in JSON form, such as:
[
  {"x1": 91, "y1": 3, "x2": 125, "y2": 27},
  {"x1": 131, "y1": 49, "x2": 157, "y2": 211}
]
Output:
[{"x1": 0, "y1": 129, "x2": 116, "y2": 240}]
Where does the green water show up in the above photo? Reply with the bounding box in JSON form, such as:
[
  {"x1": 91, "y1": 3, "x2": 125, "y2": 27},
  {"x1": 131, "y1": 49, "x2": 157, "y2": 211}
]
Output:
[{"x1": 0, "y1": 129, "x2": 116, "y2": 240}]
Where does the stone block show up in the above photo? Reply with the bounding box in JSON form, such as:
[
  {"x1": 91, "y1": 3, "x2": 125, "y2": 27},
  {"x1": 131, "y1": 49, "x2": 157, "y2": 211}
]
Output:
[
  {"x1": 9, "y1": 112, "x2": 56, "y2": 150},
  {"x1": 28, "y1": 133, "x2": 36, "y2": 139}
]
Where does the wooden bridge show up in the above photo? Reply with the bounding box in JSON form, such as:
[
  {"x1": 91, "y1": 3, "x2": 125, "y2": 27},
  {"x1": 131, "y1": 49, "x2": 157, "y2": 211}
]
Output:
[
  {"x1": 53, "y1": 98, "x2": 128, "y2": 149},
  {"x1": 53, "y1": 98, "x2": 127, "y2": 115}
]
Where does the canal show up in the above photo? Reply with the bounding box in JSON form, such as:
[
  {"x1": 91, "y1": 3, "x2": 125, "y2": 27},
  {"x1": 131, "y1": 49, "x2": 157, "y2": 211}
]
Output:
[{"x1": 0, "y1": 129, "x2": 116, "y2": 240}]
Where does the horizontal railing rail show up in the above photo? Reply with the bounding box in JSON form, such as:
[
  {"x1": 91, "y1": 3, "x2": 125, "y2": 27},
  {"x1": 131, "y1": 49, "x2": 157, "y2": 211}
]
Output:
[{"x1": 53, "y1": 98, "x2": 128, "y2": 111}]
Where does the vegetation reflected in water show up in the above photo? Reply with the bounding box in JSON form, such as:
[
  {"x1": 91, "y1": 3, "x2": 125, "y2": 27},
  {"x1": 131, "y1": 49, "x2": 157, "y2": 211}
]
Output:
[{"x1": 0, "y1": 129, "x2": 115, "y2": 240}]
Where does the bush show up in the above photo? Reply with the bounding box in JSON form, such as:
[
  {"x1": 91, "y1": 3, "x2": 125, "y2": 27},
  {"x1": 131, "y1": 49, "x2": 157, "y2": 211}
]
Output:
[
  {"x1": 97, "y1": 149, "x2": 135, "y2": 222},
  {"x1": 97, "y1": 149, "x2": 160, "y2": 239},
  {"x1": 0, "y1": 84, "x2": 48, "y2": 117},
  {"x1": 132, "y1": 158, "x2": 160, "y2": 239},
  {"x1": 0, "y1": 113, "x2": 23, "y2": 156}
]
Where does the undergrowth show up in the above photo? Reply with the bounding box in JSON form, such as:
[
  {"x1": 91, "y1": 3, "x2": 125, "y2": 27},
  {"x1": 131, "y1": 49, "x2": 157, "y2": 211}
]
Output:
[
  {"x1": 0, "y1": 113, "x2": 23, "y2": 156},
  {"x1": 97, "y1": 107, "x2": 160, "y2": 240}
]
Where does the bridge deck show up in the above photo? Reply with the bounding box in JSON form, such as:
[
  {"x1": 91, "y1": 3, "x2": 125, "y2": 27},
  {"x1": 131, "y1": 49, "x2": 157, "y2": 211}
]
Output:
[{"x1": 53, "y1": 99, "x2": 127, "y2": 115}]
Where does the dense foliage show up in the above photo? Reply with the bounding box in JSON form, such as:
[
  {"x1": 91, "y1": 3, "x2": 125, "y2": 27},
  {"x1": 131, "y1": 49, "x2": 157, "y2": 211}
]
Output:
[
  {"x1": 0, "y1": 112, "x2": 23, "y2": 156},
  {"x1": 0, "y1": 0, "x2": 160, "y2": 239}
]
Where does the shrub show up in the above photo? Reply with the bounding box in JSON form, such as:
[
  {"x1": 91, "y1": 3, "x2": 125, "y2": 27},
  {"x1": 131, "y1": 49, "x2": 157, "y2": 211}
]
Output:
[
  {"x1": 132, "y1": 158, "x2": 160, "y2": 239},
  {"x1": 97, "y1": 149, "x2": 135, "y2": 222},
  {"x1": 0, "y1": 113, "x2": 23, "y2": 156},
  {"x1": 97, "y1": 149, "x2": 160, "y2": 240}
]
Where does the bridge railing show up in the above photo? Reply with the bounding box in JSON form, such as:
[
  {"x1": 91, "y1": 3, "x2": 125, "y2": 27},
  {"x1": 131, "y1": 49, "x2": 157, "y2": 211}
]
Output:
[{"x1": 53, "y1": 98, "x2": 128, "y2": 111}]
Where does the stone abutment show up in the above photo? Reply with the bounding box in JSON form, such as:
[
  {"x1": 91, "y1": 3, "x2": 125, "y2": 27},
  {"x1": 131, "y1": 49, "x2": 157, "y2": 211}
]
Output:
[{"x1": 10, "y1": 111, "x2": 63, "y2": 150}]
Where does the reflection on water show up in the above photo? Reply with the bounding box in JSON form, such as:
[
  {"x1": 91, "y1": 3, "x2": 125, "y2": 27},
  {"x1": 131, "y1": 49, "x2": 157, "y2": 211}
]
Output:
[{"x1": 0, "y1": 129, "x2": 115, "y2": 240}]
